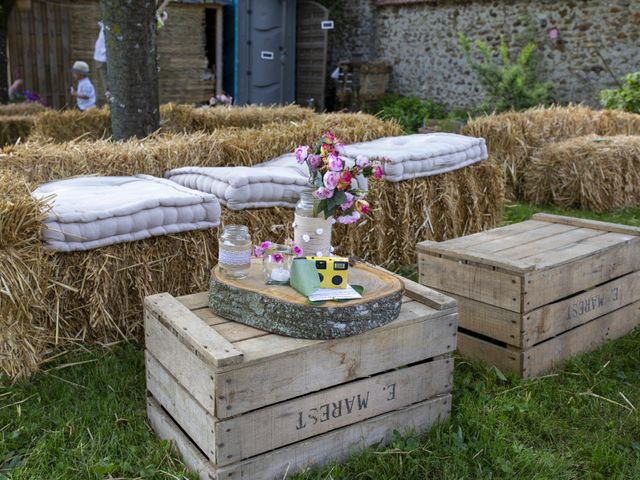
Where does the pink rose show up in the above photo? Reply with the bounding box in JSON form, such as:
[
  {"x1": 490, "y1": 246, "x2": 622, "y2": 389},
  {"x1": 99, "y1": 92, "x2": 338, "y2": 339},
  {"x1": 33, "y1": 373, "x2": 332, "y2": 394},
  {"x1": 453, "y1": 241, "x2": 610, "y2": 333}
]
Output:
[
  {"x1": 295, "y1": 146, "x2": 309, "y2": 164},
  {"x1": 313, "y1": 187, "x2": 334, "y2": 199},
  {"x1": 328, "y1": 153, "x2": 344, "y2": 172},
  {"x1": 323, "y1": 131, "x2": 336, "y2": 142},
  {"x1": 337, "y1": 211, "x2": 361, "y2": 224},
  {"x1": 355, "y1": 199, "x2": 370, "y2": 215},
  {"x1": 307, "y1": 154, "x2": 322, "y2": 170},
  {"x1": 336, "y1": 170, "x2": 352, "y2": 191},
  {"x1": 335, "y1": 143, "x2": 346, "y2": 155},
  {"x1": 323, "y1": 171, "x2": 339, "y2": 190},
  {"x1": 356, "y1": 155, "x2": 369, "y2": 168},
  {"x1": 373, "y1": 164, "x2": 384, "y2": 180},
  {"x1": 340, "y1": 192, "x2": 355, "y2": 211}
]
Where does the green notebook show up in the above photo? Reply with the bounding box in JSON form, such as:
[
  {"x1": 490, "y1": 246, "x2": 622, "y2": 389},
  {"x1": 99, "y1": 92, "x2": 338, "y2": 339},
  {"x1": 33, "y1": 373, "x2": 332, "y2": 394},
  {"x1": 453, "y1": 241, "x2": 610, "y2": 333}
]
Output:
[{"x1": 290, "y1": 259, "x2": 321, "y2": 297}]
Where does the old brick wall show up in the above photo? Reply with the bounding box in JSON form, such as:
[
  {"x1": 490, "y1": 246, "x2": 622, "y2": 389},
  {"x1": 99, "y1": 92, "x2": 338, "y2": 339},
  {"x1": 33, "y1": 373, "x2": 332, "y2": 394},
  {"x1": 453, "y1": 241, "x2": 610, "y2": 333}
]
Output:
[{"x1": 328, "y1": 0, "x2": 640, "y2": 108}]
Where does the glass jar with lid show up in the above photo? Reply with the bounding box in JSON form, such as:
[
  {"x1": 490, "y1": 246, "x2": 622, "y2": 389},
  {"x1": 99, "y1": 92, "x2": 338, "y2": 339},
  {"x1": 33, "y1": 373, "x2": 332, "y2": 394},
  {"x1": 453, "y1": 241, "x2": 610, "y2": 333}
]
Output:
[
  {"x1": 218, "y1": 224, "x2": 252, "y2": 279},
  {"x1": 293, "y1": 190, "x2": 332, "y2": 257}
]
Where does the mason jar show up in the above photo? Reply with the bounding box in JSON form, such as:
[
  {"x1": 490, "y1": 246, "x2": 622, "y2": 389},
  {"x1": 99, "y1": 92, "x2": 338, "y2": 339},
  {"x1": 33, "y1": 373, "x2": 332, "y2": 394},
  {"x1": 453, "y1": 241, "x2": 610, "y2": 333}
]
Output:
[
  {"x1": 293, "y1": 190, "x2": 332, "y2": 257},
  {"x1": 218, "y1": 224, "x2": 252, "y2": 279}
]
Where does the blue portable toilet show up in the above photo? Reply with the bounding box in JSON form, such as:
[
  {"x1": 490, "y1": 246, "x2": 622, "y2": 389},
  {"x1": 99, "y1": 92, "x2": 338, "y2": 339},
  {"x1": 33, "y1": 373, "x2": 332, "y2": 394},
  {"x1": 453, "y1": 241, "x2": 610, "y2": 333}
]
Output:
[{"x1": 226, "y1": 0, "x2": 296, "y2": 105}]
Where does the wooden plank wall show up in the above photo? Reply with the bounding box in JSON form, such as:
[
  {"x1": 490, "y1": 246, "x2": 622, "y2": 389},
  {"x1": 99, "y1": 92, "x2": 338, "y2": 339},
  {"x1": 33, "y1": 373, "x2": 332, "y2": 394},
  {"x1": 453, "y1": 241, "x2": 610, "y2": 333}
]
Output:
[
  {"x1": 295, "y1": 0, "x2": 329, "y2": 111},
  {"x1": 8, "y1": 0, "x2": 216, "y2": 109},
  {"x1": 8, "y1": 1, "x2": 72, "y2": 109}
]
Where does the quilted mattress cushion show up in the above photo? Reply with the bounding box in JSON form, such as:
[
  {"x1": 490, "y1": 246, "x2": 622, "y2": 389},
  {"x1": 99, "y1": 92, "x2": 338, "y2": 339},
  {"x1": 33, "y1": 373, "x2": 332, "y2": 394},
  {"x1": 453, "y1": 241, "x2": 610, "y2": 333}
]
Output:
[
  {"x1": 32, "y1": 175, "x2": 221, "y2": 252},
  {"x1": 165, "y1": 163, "x2": 310, "y2": 210},
  {"x1": 343, "y1": 132, "x2": 488, "y2": 182}
]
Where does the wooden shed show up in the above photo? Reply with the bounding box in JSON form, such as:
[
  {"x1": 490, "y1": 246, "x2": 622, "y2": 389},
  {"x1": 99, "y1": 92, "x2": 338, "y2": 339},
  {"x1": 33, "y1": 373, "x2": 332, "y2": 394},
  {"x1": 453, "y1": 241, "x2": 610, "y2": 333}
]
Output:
[{"x1": 7, "y1": 0, "x2": 226, "y2": 109}]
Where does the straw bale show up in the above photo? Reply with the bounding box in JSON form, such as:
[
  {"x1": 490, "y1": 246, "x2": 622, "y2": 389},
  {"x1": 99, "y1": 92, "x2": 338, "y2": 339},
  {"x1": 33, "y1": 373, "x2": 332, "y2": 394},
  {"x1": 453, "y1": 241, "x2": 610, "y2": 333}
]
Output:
[
  {"x1": 31, "y1": 107, "x2": 111, "y2": 143},
  {"x1": 0, "y1": 171, "x2": 52, "y2": 378},
  {"x1": 523, "y1": 135, "x2": 640, "y2": 213},
  {"x1": 0, "y1": 115, "x2": 35, "y2": 146},
  {"x1": 222, "y1": 159, "x2": 504, "y2": 266},
  {"x1": 0, "y1": 103, "x2": 46, "y2": 116}
]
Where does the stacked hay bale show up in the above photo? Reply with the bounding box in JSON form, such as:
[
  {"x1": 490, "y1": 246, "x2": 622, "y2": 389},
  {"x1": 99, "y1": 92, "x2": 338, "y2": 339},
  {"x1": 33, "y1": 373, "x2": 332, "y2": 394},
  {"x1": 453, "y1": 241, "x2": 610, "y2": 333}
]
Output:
[
  {"x1": 462, "y1": 105, "x2": 640, "y2": 199},
  {"x1": 523, "y1": 135, "x2": 640, "y2": 213},
  {"x1": 30, "y1": 104, "x2": 315, "y2": 142},
  {"x1": 0, "y1": 103, "x2": 46, "y2": 116},
  {"x1": 0, "y1": 103, "x2": 46, "y2": 146},
  {"x1": 0, "y1": 172, "x2": 52, "y2": 378}
]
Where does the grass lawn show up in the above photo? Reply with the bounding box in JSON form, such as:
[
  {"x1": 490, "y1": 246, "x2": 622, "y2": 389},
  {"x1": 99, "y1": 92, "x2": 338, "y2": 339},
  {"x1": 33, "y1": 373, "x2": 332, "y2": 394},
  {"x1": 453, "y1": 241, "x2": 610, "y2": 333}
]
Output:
[{"x1": 2, "y1": 203, "x2": 640, "y2": 479}]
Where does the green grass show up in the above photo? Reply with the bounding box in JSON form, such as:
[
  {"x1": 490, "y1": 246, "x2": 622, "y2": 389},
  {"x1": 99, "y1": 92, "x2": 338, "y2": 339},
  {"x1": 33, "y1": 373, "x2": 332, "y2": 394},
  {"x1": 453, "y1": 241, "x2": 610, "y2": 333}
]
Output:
[{"x1": 2, "y1": 203, "x2": 640, "y2": 479}]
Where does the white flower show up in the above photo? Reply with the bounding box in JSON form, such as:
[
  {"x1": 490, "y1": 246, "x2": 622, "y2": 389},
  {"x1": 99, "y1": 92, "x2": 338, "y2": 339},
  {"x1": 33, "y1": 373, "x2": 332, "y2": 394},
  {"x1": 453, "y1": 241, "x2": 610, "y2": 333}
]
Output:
[
  {"x1": 292, "y1": 222, "x2": 297, "y2": 228},
  {"x1": 302, "y1": 234, "x2": 310, "y2": 242},
  {"x1": 330, "y1": 246, "x2": 335, "y2": 253},
  {"x1": 316, "y1": 251, "x2": 323, "y2": 256},
  {"x1": 315, "y1": 228, "x2": 324, "y2": 235}
]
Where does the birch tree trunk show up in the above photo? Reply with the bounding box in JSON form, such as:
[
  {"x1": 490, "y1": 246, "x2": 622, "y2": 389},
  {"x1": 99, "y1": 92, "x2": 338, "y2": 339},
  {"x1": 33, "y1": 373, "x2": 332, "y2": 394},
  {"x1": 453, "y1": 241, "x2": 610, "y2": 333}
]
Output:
[{"x1": 101, "y1": 0, "x2": 159, "y2": 140}]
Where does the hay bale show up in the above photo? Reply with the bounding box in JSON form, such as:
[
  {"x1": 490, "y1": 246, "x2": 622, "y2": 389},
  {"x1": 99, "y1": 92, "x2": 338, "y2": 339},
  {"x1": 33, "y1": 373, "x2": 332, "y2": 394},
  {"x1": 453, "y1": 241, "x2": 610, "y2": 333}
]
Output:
[
  {"x1": 0, "y1": 171, "x2": 52, "y2": 378},
  {"x1": 523, "y1": 135, "x2": 640, "y2": 213},
  {"x1": 0, "y1": 102, "x2": 46, "y2": 116},
  {"x1": 0, "y1": 115, "x2": 35, "y2": 146},
  {"x1": 32, "y1": 107, "x2": 111, "y2": 143},
  {"x1": 222, "y1": 159, "x2": 504, "y2": 267}
]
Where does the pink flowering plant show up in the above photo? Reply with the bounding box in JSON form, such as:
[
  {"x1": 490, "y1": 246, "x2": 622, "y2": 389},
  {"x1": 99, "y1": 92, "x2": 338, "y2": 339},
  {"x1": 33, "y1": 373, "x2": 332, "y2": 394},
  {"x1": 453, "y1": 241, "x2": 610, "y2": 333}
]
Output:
[
  {"x1": 295, "y1": 131, "x2": 384, "y2": 225},
  {"x1": 253, "y1": 239, "x2": 303, "y2": 262}
]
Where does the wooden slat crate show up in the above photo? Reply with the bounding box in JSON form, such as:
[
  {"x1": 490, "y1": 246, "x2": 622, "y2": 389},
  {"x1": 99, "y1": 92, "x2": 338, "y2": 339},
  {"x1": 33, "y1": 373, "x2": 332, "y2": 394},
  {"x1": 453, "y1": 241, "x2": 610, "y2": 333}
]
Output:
[
  {"x1": 144, "y1": 275, "x2": 457, "y2": 480},
  {"x1": 418, "y1": 213, "x2": 640, "y2": 378}
]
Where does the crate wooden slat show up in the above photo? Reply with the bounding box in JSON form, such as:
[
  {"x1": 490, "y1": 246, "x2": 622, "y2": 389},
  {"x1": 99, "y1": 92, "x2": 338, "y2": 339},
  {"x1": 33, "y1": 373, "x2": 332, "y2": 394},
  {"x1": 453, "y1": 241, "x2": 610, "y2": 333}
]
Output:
[
  {"x1": 418, "y1": 214, "x2": 640, "y2": 378},
  {"x1": 145, "y1": 272, "x2": 457, "y2": 479}
]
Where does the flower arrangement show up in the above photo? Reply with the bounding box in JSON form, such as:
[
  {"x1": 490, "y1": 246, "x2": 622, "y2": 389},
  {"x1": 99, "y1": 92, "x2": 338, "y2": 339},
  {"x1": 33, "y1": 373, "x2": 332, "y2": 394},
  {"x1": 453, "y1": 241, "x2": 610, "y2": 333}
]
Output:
[
  {"x1": 295, "y1": 132, "x2": 383, "y2": 225},
  {"x1": 253, "y1": 239, "x2": 303, "y2": 261}
]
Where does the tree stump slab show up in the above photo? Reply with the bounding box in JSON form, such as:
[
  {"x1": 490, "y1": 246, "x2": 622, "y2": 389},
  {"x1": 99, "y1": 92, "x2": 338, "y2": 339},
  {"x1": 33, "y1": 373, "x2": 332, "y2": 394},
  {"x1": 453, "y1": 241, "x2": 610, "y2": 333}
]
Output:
[{"x1": 208, "y1": 261, "x2": 404, "y2": 339}]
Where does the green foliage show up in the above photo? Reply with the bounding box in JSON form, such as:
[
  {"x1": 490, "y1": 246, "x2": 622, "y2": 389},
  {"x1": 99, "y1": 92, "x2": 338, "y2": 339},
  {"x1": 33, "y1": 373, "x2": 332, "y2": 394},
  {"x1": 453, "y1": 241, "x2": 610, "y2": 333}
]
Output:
[
  {"x1": 375, "y1": 94, "x2": 447, "y2": 133},
  {"x1": 600, "y1": 72, "x2": 640, "y2": 114},
  {"x1": 459, "y1": 33, "x2": 553, "y2": 112}
]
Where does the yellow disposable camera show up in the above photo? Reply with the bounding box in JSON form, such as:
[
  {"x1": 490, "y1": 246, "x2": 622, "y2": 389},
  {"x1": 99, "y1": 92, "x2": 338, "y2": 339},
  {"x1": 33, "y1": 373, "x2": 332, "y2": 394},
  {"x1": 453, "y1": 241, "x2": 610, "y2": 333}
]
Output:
[{"x1": 305, "y1": 256, "x2": 349, "y2": 289}]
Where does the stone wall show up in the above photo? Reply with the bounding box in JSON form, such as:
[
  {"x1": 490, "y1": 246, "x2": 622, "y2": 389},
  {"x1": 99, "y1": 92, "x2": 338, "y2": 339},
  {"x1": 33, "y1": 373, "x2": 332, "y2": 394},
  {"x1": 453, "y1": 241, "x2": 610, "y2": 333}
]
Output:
[{"x1": 328, "y1": 0, "x2": 640, "y2": 108}]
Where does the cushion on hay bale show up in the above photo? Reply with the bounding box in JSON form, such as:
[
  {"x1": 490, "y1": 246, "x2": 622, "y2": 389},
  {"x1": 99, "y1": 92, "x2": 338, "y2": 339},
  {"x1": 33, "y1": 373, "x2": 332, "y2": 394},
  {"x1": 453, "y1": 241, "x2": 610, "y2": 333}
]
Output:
[
  {"x1": 165, "y1": 164, "x2": 310, "y2": 210},
  {"x1": 33, "y1": 175, "x2": 221, "y2": 252},
  {"x1": 343, "y1": 133, "x2": 488, "y2": 182}
]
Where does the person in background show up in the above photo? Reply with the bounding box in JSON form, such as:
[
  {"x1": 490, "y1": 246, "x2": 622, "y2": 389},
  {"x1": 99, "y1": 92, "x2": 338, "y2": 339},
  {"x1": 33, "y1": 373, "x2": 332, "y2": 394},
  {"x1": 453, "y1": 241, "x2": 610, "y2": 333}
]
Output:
[
  {"x1": 70, "y1": 61, "x2": 96, "y2": 111},
  {"x1": 94, "y1": 21, "x2": 109, "y2": 98}
]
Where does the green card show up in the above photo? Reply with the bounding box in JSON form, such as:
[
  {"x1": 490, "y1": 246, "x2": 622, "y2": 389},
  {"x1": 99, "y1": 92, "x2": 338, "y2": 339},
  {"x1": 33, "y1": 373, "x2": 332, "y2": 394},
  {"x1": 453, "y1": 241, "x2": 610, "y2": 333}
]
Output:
[{"x1": 290, "y1": 259, "x2": 321, "y2": 297}]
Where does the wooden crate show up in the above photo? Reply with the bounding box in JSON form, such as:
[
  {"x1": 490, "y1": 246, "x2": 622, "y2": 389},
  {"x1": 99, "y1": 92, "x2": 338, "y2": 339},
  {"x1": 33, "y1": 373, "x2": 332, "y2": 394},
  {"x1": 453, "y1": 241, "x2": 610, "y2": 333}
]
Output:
[
  {"x1": 418, "y1": 213, "x2": 640, "y2": 378},
  {"x1": 144, "y1": 275, "x2": 457, "y2": 480}
]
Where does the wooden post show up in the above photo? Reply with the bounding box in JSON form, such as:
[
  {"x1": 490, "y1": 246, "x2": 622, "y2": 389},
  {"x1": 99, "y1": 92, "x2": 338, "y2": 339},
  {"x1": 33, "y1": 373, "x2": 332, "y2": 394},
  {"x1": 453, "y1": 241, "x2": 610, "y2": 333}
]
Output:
[{"x1": 215, "y1": 4, "x2": 223, "y2": 95}]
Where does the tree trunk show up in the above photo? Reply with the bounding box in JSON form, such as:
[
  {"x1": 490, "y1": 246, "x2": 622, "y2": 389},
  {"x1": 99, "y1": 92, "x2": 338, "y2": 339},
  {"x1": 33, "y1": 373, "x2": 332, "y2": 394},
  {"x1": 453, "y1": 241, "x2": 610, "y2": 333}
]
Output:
[
  {"x1": 101, "y1": 0, "x2": 159, "y2": 141},
  {"x1": 0, "y1": 2, "x2": 14, "y2": 104}
]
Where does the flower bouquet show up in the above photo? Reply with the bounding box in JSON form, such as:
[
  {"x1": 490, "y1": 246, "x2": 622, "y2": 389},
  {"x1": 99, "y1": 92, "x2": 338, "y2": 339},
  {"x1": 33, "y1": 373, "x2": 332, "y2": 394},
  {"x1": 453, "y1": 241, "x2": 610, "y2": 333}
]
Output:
[{"x1": 295, "y1": 131, "x2": 383, "y2": 225}]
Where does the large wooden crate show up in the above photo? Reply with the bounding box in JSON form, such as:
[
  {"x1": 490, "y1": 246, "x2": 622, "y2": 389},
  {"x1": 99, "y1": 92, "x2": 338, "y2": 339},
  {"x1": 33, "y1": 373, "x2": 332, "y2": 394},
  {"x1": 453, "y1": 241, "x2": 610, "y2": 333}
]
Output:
[
  {"x1": 418, "y1": 213, "x2": 640, "y2": 378},
  {"x1": 144, "y1": 276, "x2": 457, "y2": 480}
]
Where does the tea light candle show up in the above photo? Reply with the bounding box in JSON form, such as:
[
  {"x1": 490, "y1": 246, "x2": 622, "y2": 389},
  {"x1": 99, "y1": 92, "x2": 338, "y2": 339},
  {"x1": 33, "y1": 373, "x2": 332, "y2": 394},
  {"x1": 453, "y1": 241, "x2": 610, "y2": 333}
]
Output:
[{"x1": 270, "y1": 267, "x2": 290, "y2": 282}]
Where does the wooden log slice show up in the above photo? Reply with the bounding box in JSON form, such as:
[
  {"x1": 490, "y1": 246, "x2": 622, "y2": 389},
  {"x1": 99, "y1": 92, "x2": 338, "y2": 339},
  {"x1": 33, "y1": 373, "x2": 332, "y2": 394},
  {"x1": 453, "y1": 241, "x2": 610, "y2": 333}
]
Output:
[{"x1": 208, "y1": 261, "x2": 404, "y2": 339}]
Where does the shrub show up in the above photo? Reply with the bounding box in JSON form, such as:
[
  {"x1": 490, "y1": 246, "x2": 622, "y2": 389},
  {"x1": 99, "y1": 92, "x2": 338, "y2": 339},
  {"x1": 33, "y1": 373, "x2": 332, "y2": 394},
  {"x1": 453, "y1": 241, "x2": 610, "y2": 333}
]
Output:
[
  {"x1": 375, "y1": 94, "x2": 446, "y2": 133},
  {"x1": 459, "y1": 33, "x2": 553, "y2": 112},
  {"x1": 600, "y1": 72, "x2": 640, "y2": 114}
]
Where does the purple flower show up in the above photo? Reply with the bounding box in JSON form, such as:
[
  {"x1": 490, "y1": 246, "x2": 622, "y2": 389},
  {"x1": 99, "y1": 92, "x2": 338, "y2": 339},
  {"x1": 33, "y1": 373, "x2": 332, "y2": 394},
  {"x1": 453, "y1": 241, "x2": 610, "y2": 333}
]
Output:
[
  {"x1": 295, "y1": 146, "x2": 309, "y2": 164},
  {"x1": 260, "y1": 241, "x2": 272, "y2": 250},
  {"x1": 307, "y1": 154, "x2": 322, "y2": 170},
  {"x1": 328, "y1": 153, "x2": 344, "y2": 172},
  {"x1": 340, "y1": 192, "x2": 355, "y2": 211},
  {"x1": 272, "y1": 253, "x2": 283, "y2": 263},
  {"x1": 293, "y1": 245, "x2": 303, "y2": 256},
  {"x1": 254, "y1": 246, "x2": 263, "y2": 257},
  {"x1": 335, "y1": 143, "x2": 346, "y2": 155},
  {"x1": 323, "y1": 171, "x2": 339, "y2": 190},
  {"x1": 337, "y1": 211, "x2": 361, "y2": 224},
  {"x1": 313, "y1": 187, "x2": 334, "y2": 199},
  {"x1": 356, "y1": 155, "x2": 369, "y2": 168}
]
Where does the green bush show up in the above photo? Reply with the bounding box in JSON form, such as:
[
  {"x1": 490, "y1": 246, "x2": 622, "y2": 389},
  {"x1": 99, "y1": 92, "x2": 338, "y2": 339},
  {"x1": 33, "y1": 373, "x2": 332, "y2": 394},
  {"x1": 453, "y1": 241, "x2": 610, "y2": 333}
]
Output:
[
  {"x1": 375, "y1": 94, "x2": 446, "y2": 133},
  {"x1": 600, "y1": 72, "x2": 640, "y2": 114},
  {"x1": 459, "y1": 33, "x2": 553, "y2": 112}
]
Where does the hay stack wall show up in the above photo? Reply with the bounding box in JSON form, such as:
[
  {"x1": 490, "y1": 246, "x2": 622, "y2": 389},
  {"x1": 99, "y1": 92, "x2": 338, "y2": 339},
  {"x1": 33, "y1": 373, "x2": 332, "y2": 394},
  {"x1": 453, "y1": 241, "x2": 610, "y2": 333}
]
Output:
[
  {"x1": 462, "y1": 106, "x2": 640, "y2": 199},
  {"x1": 524, "y1": 135, "x2": 640, "y2": 213},
  {"x1": 70, "y1": 1, "x2": 212, "y2": 105}
]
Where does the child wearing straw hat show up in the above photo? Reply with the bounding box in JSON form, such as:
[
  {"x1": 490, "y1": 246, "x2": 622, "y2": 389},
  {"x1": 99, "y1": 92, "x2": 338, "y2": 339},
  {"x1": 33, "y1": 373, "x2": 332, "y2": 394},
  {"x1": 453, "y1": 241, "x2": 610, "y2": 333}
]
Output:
[{"x1": 70, "y1": 61, "x2": 96, "y2": 111}]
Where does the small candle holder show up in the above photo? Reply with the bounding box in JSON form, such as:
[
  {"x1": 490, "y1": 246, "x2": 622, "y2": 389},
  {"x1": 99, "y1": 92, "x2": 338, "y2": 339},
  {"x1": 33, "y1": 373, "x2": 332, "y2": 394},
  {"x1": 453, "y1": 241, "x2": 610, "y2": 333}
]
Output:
[{"x1": 262, "y1": 244, "x2": 293, "y2": 285}]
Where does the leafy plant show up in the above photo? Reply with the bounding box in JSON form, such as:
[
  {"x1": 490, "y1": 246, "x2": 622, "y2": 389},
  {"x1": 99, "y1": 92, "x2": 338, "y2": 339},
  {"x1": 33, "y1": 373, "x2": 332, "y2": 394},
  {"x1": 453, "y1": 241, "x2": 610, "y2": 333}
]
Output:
[
  {"x1": 459, "y1": 33, "x2": 553, "y2": 112},
  {"x1": 375, "y1": 94, "x2": 446, "y2": 133},
  {"x1": 600, "y1": 72, "x2": 640, "y2": 114}
]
